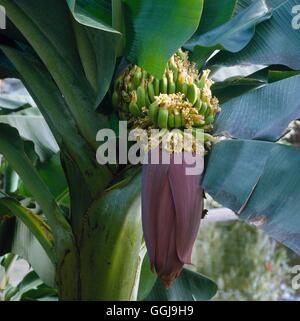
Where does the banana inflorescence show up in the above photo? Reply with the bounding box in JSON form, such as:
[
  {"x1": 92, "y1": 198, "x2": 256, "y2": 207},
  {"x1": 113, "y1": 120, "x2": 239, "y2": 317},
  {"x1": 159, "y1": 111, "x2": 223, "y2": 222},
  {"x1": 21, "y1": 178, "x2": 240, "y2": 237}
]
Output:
[{"x1": 112, "y1": 49, "x2": 220, "y2": 153}]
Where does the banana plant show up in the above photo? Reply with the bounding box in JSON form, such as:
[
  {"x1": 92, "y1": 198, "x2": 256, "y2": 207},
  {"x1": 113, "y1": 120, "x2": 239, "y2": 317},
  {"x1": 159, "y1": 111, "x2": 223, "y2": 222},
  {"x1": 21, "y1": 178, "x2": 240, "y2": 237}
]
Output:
[{"x1": 0, "y1": 0, "x2": 299, "y2": 301}]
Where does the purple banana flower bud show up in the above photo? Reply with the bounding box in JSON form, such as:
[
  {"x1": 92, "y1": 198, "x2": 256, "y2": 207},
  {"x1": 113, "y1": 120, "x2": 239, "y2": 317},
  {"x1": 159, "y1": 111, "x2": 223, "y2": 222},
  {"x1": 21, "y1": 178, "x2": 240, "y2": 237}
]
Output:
[{"x1": 142, "y1": 147, "x2": 204, "y2": 288}]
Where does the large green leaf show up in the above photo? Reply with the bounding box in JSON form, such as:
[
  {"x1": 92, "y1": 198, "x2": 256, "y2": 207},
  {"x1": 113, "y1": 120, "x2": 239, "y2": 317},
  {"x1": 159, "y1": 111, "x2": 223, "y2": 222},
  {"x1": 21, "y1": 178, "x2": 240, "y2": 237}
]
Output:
[
  {"x1": 0, "y1": 109, "x2": 59, "y2": 160},
  {"x1": 5, "y1": 270, "x2": 57, "y2": 301},
  {"x1": 0, "y1": 94, "x2": 35, "y2": 112},
  {"x1": 236, "y1": 0, "x2": 253, "y2": 12},
  {"x1": 212, "y1": 65, "x2": 300, "y2": 96},
  {"x1": 0, "y1": 46, "x2": 113, "y2": 195},
  {"x1": 11, "y1": 220, "x2": 55, "y2": 287},
  {"x1": 211, "y1": 64, "x2": 267, "y2": 82},
  {"x1": 195, "y1": 0, "x2": 237, "y2": 35},
  {"x1": 236, "y1": 0, "x2": 286, "y2": 12},
  {"x1": 0, "y1": 195, "x2": 55, "y2": 263},
  {"x1": 214, "y1": 75, "x2": 300, "y2": 141},
  {"x1": 20, "y1": 285, "x2": 58, "y2": 301},
  {"x1": 146, "y1": 268, "x2": 217, "y2": 301},
  {"x1": 0, "y1": 123, "x2": 74, "y2": 260},
  {"x1": 0, "y1": 14, "x2": 29, "y2": 77},
  {"x1": 210, "y1": 0, "x2": 300, "y2": 69},
  {"x1": 0, "y1": 47, "x2": 67, "y2": 147},
  {"x1": 4, "y1": 271, "x2": 43, "y2": 301},
  {"x1": 0, "y1": 0, "x2": 107, "y2": 148},
  {"x1": 203, "y1": 139, "x2": 300, "y2": 255},
  {"x1": 18, "y1": 153, "x2": 69, "y2": 209},
  {"x1": 67, "y1": 0, "x2": 120, "y2": 108},
  {"x1": 268, "y1": 70, "x2": 300, "y2": 83},
  {"x1": 123, "y1": 0, "x2": 204, "y2": 78},
  {"x1": 68, "y1": 0, "x2": 117, "y2": 33},
  {"x1": 0, "y1": 161, "x2": 57, "y2": 286},
  {"x1": 186, "y1": 0, "x2": 237, "y2": 66},
  {"x1": 2, "y1": 267, "x2": 57, "y2": 301},
  {"x1": 186, "y1": 0, "x2": 274, "y2": 66},
  {"x1": 0, "y1": 0, "x2": 82, "y2": 77},
  {"x1": 33, "y1": 155, "x2": 68, "y2": 204},
  {"x1": 212, "y1": 76, "x2": 266, "y2": 104},
  {"x1": 0, "y1": 13, "x2": 28, "y2": 44}
]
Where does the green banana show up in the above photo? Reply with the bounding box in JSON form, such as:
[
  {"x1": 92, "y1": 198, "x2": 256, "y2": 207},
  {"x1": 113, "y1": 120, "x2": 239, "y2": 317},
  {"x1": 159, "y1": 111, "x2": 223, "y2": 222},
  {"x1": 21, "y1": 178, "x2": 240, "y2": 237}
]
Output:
[
  {"x1": 158, "y1": 108, "x2": 169, "y2": 129},
  {"x1": 153, "y1": 78, "x2": 160, "y2": 96},
  {"x1": 181, "y1": 83, "x2": 188, "y2": 97},
  {"x1": 148, "y1": 102, "x2": 159, "y2": 125},
  {"x1": 168, "y1": 113, "x2": 175, "y2": 128},
  {"x1": 145, "y1": 92, "x2": 151, "y2": 108},
  {"x1": 133, "y1": 69, "x2": 142, "y2": 88},
  {"x1": 199, "y1": 102, "x2": 208, "y2": 115},
  {"x1": 160, "y1": 75, "x2": 168, "y2": 94},
  {"x1": 127, "y1": 82, "x2": 135, "y2": 92},
  {"x1": 176, "y1": 73, "x2": 184, "y2": 90},
  {"x1": 168, "y1": 81, "x2": 176, "y2": 94},
  {"x1": 197, "y1": 78, "x2": 205, "y2": 90},
  {"x1": 136, "y1": 85, "x2": 146, "y2": 109},
  {"x1": 129, "y1": 100, "x2": 141, "y2": 117},
  {"x1": 205, "y1": 105, "x2": 212, "y2": 118},
  {"x1": 168, "y1": 56, "x2": 176, "y2": 69},
  {"x1": 174, "y1": 111, "x2": 182, "y2": 128},
  {"x1": 167, "y1": 71, "x2": 176, "y2": 94},
  {"x1": 171, "y1": 65, "x2": 179, "y2": 82},
  {"x1": 194, "y1": 98, "x2": 203, "y2": 112},
  {"x1": 169, "y1": 60, "x2": 179, "y2": 82},
  {"x1": 147, "y1": 82, "x2": 155, "y2": 102},
  {"x1": 205, "y1": 115, "x2": 215, "y2": 125},
  {"x1": 176, "y1": 81, "x2": 182, "y2": 95},
  {"x1": 187, "y1": 83, "x2": 199, "y2": 105},
  {"x1": 112, "y1": 51, "x2": 219, "y2": 140},
  {"x1": 181, "y1": 114, "x2": 186, "y2": 128}
]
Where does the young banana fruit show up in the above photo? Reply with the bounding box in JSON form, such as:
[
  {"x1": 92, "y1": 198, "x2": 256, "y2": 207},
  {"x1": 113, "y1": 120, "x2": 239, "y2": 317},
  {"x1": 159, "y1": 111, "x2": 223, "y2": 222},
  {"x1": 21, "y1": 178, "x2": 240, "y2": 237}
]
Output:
[{"x1": 112, "y1": 49, "x2": 220, "y2": 130}]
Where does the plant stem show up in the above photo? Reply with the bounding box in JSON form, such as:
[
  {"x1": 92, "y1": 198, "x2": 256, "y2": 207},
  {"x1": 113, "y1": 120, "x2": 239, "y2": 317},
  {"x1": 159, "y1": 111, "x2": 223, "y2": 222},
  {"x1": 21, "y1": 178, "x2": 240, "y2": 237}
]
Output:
[{"x1": 79, "y1": 174, "x2": 143, "y2": 300}]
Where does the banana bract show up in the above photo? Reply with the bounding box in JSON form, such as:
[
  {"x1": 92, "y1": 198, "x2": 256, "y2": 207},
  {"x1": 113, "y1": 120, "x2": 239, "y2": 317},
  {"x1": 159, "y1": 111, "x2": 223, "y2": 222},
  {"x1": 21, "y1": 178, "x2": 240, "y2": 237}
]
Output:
[
  {"x1": 112, "y1": 49, "x2": 220, "y2": 134},
  {"x1": 142, "y1": 148, "x2": 204, "y2": 288}
]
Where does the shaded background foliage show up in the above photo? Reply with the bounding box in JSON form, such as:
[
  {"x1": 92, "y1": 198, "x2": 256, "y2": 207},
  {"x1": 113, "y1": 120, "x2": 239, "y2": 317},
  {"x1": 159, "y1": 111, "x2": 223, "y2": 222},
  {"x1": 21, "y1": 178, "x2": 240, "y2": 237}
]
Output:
[{"x1": 194, "y1": 220, "x2": 295, "y2": 301}]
